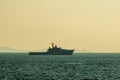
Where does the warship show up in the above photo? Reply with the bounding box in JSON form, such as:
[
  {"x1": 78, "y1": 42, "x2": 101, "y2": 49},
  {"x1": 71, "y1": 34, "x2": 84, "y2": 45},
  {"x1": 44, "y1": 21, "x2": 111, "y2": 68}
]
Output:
[{"x1": 29, "y1": 43, "x2": 74, "y2": 55}]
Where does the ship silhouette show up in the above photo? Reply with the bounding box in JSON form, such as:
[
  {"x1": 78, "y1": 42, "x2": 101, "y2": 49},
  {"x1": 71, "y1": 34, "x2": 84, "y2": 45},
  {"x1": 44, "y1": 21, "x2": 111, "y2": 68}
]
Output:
[{"x1": 29, "y1": 43, "x2": 74, "y2": 55}]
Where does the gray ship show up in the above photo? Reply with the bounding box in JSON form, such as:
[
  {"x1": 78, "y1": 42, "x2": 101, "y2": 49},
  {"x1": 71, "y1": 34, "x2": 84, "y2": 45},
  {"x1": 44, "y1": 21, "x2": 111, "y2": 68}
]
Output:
[{"x1": 29, "y1": 43, "x2": 74, "y2": 55}]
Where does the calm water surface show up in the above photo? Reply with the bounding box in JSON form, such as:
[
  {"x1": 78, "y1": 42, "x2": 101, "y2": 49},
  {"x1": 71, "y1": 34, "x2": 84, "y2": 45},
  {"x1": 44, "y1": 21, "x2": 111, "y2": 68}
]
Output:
[{"x1": 0, "y1": 53, "x2": 120, "y2": 80}]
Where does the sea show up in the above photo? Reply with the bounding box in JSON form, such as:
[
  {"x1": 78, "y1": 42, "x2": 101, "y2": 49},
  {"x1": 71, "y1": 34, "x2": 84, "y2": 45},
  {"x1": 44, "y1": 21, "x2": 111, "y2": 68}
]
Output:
[{"x1": 0, "y1": 53, "x2": 120, "y2": 80}]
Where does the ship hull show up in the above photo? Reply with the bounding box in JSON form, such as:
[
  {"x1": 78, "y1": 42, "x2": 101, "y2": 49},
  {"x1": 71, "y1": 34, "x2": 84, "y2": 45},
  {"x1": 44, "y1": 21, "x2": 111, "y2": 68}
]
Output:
[{"x1": 29, "y1": 50, "x2": 74, "y2": 55}]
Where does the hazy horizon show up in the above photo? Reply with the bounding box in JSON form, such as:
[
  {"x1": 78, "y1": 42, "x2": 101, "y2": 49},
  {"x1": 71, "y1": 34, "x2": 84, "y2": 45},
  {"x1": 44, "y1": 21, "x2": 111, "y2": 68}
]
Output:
[{"x1": 1, "y1": 0, "x2": 120, "y2": 52}]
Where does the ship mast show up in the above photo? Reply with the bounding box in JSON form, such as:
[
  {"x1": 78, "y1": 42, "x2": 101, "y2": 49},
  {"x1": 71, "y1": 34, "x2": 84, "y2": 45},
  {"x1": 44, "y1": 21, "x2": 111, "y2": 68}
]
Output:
[{"x1": 52, "y1": 43, "x2": 54, "y2": 48}]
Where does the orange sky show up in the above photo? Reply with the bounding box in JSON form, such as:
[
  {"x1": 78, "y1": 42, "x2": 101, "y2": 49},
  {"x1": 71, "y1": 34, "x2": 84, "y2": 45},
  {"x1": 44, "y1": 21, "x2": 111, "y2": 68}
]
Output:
[{"x1": 0, "y1": 0, "x2": 120, "y2": 51}]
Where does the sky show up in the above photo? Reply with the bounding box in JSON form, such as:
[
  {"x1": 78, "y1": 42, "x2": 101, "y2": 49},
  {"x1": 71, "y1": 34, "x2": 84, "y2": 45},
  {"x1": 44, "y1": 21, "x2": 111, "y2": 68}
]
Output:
[{"x1": 0, "y1": 0, "x2": 120, "y2": 51}]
